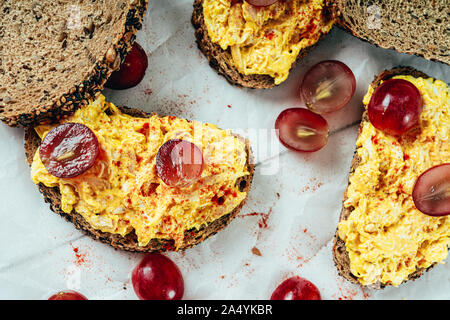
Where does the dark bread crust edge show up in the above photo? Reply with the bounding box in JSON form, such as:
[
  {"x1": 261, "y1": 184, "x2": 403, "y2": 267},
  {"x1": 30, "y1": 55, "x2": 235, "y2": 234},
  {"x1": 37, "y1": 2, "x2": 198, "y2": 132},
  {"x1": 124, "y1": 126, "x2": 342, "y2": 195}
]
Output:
[
  {"x1": 332, "y1": 66, "x2": 443, "y2": 289},
  {"x1": 331, "y1": 2, "x2": 450, "y2": 66},
  {"x1": 191, "y1": 0, "x2": 335, "y2": 89},
  {"x1": 24, "y1": 106, "x2": 255, "y2": 253},
  {"x1": 2, "y1": 0, "x2": 149, "y2": 127}
]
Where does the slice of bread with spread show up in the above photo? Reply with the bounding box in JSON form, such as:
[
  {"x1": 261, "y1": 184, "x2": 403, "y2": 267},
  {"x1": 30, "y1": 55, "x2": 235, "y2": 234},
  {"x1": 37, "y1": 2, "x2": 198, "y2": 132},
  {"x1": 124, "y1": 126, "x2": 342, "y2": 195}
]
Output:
[
  {"x1": 24, "y1": 97, "x2": 254, "y2": 252},
  {"x1": 333, "y1": 0, "x2": 449, "y2": 65},
  {"x1": 0, "y1": 0, "x2": 148, "y2": 127},
  {"x1": 333, "y1": 67, "x2": 450, "y2": 288},
  {"x1": 192, "y1": 0, "x2": 335, "y2": 89},
  {"x1": 193, "y1": 0, "x2": 448, "y2": 89}
]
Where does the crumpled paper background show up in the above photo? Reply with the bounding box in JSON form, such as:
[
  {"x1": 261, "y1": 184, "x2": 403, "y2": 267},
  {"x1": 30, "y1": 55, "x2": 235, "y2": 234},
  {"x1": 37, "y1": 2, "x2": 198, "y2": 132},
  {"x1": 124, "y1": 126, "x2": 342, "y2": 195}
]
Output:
[{"x1": 0, "y1": 0, "x2": 448, "y2": 300}]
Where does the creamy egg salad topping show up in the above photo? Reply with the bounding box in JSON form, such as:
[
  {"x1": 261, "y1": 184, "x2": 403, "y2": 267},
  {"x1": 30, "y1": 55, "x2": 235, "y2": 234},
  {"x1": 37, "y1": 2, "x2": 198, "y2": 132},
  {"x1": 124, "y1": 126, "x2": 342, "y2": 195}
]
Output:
[
  {"x1": 202, "y1": 0, "x2": 334, "y2": 85},
  {"x1": 31, "y1": 96, "x2": 249, "y2": 248},
  {"x1": 338, "y1": 75, "x2": 450, "y2": 286}
]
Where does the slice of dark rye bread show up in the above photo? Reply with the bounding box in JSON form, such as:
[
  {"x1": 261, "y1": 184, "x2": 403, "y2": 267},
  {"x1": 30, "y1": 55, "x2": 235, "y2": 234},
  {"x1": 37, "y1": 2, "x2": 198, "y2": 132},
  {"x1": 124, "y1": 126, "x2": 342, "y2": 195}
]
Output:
[
  {"x1": 24, "y1": 106, "x2": 255, "y2": 252},
  {"x1": 0, "y1": 0, "x2": 148, "y2": 127},
  {"x1": 332, "y1": 66, "x2": 447, "y2": 289},
  {"x1": 333, "y1": 0, "x2": 449, "y2": 65},
  {"x1": 191, "y1": 0, "x2": 336, "y2": 89}
]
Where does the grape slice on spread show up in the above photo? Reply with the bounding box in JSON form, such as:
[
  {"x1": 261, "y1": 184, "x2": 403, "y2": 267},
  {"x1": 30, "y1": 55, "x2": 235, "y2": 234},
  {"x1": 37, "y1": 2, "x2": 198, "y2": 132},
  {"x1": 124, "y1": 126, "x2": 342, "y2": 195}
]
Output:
[
  {"x1": 413, "y1": 164, "x2": 450, "y2": 217},
  {"x1": 105, "y1": 42, "x2": 148, "y2": 90},
  {"x1": 39, "y1": 123, "x2": 99, "y2": 178},
  {"x1": 156, "y1": 139, "x2": 204, "y2": 188},
  {"x1": 132, "y1": 253, "x2": 184, "y2": 300},
  {"x1": 271, "y1": 276, "x2": 321, "y2": 300},
  {"x1": 275, "y1": 108, "x2": 329, "y2": 152},
  {"x1": 368, "y1": 79, "x2": 423, "y2": 136},
  {"x1": 300, "y1": 60, "x2": 356, "y2": 114}
]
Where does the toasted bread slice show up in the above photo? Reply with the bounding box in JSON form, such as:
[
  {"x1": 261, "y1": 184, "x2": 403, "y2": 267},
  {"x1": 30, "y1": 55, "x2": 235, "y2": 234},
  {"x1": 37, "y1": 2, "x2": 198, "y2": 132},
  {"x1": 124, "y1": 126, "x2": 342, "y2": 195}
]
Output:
[
  {"x1": 0, "y1": 0, "x2": 148, "y2": 127},
  {"x1": 191, "y1": 0, "x2": 334, "y2": 89},
  {"x1": 24, "y1": 106, "x2": 255, "y2": 252},
  {"x1": 332, "y1": 67, "x2": 446, "y2": 289},
  {"x1": 334, "y1": 0, "x2": 449, "y2": 65}
]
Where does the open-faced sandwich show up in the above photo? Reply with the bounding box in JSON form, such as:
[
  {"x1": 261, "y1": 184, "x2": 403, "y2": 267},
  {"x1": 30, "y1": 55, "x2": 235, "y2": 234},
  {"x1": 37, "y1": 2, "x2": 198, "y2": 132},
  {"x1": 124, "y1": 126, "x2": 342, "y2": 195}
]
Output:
[
  {"x1": 25, "y1": 96, "x2": 254, "y2": 252},
  {"x1": 334, "y1": 67, "x2": 450, "y2": 288},
  {"x1": 192, "y1": 0, "x2": 335, "y2": 88},
  {"x1": 193, "y1": 0, "x2": 449, "y2": 89}
]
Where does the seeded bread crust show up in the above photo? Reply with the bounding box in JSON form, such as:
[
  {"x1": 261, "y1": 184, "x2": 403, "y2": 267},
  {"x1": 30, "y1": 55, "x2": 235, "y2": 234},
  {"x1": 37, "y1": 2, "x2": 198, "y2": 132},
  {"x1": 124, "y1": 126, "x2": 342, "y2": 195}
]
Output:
[
  {"x1": 24, "y1": 106, "x2": 255, "y2": 252},
  {"x1": 332, "y1": 67, "x2": 442, "y2": 289},
  {"x1": 0, "y1": 0, "x2": 148, "y2": 127},
  {"x1": 332, "y1": 0, "x2": 449, "y2": 65},
  {"x1": 191, "y1": 0, "x2": 335, "y2": 89}
]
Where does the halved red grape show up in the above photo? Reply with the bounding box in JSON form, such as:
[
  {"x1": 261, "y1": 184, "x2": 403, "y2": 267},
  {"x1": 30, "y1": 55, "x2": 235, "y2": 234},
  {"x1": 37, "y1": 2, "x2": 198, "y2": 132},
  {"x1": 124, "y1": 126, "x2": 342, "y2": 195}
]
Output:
[
  {"x1": 48, "y1": 290, "x2": 87, "y2": 300},
  {"x1": 156, "y1": 139, "x2": 204, "y2": 188},
  {"x1": 271, "y1": 276, "x2": 321, "y2": 300},
  {"x1": 368, "y1": 79, "x2": 423, "y2": 136},
  {"x1": 275, "y1": 108, "x2": 329, "y2": 152},
  {"x1": 300, "y1": 60, "x2": 356, "y2": 114},
  {"x1": 132, "y1": 254, "x2": 184, "y2": 300},
  {"x1": 105, "y1": 42, "x2": 148, "y2": 90},
  {"x1": 246, "y1": 0, "x2": 279, "y2": 6},
  {"x1": 412, "y1": 164, "x2": 450, "y2": 217},
  {"x1": 39, "y1": 123, "x2": 99, "y2": 178}
]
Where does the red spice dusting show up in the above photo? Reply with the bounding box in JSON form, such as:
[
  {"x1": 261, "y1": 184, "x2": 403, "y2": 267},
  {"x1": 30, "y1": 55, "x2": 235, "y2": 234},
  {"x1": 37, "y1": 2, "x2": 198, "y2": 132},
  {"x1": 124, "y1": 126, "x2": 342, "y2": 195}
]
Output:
[
  {"x1": 371, "y1": 135, "x2": 379, "y2": 145},
  {"x1": 113, "y1": 161, "x2": 121, "y2": 167},
  {"x1": 265, "y1": 30, "x2": 276, "y2": 40},
  {"x1": 239, "y1": 209, "x2": 272, "y2": 229},
  {"x1": 138, "y1": 122, "x2": 150, "y2": 136},
  {"x1": 300, "y1": 178, "x2": 323, "y2": 193},
  {"x1": 71, "y1": 245, "x2": 87, "y2": 266},
  {"x1": 144, "y1": 88, "x2": 153, "y2": 96},
  {"x1": 403, "y1": 154, "x2": 410, "y2": 161}
]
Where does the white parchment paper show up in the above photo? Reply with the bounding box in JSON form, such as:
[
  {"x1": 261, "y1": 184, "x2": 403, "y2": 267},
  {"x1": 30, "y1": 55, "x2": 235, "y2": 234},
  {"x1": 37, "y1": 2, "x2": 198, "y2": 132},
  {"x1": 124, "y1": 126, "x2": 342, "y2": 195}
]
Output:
[{"x1": 0, "y1": 0, "x2": 448, "y2": 300}]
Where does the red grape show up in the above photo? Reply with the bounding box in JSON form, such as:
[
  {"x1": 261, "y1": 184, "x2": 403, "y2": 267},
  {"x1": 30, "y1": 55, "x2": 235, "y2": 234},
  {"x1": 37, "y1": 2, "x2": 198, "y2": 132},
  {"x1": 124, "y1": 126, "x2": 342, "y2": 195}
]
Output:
[
  {"x1": 300, "y1": 60, "x2": 356, "y2": 114},
  {"x1": 48, "y1": 290, "x2": 87, "y2": 300},
  {"x1": 132, "y1": 254, "x2": 184, "y2": 300},
  {"x1": 105, "y1": 42, "x2": 148, "y2": 90},
  {"x1": 412, "y1": 163, "x2": 450, "y2": 217},
  {"x1": 368, "y1": 79, "x2": 423, "y2": 136},
  {"x1": 39, "y1": 123, "x2": 99, "y2": 178},
  {"x1": 271, "y1": 276, "x2": 321, "y2": 300},
  {"x1": 275, "y1": 108, "x2": 329, "y2": 152},
  {"x1": 156, "y1": 139, "x2": 204, "y2": 188},
  {"x1": 246, "y1": 0, "x2": 279, "y2": 6}
]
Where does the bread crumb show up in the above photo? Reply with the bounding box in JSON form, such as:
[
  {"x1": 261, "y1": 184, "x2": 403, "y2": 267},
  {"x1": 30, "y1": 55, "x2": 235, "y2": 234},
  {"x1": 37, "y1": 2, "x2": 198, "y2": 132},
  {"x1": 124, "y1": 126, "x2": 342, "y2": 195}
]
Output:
[{"x1": 251, "y1": 247, "x2": 262, "y2": 256}]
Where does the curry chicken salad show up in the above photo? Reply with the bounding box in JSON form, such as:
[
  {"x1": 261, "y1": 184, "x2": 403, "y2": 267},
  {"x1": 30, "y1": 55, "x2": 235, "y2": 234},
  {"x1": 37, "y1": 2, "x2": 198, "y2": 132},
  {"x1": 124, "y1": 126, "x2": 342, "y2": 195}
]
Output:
[
  {"x1": 338, "y1": 75, "x2": 450, "y2": 286},
  {"x1": 202, "y1": 0, "x2": 334, "y2": 85},
  {"x1": 30, "y1": 96, "x2": 250, "y2": 248}
]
